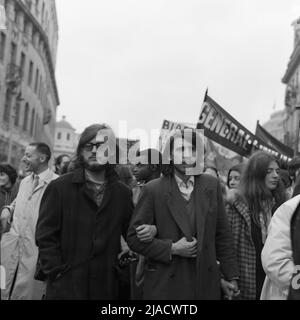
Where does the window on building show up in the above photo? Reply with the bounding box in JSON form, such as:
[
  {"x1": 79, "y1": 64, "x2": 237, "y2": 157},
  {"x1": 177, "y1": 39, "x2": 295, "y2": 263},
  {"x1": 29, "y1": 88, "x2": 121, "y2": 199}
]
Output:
[
  {"x1": 23, "y1": 103, "x2": 29, "y2": 131},
  {"x1": 30, "y1": 108, "x2": 35, "y2": 136},
  {"x1": 20, "y1": 52, "x2": 26, "y2": 77},
  {"x1": 35, "y1": 0, "x2": 39, "y2": 12},
  {"x1": 28, "y1": 61, "x2": 33, "y2": 86},
  {"x1": 41, "y1": 2, "x2": 45, "y2": 23},
  {"x1": 34, "y1": 113, "x2": 39, "y2": 138},
  {"x1": 25, "y1": 0, "x2": 32, "y2": 10},
  {"x1": 3, "y1": 89, "x2": 11, "y2": 123},
  {"x1": 67, "y1": 133, "x2": 70, "y2": 141},
  {"x1": 0, "y1": 32, "x2": 6, "y2": 62},
  {"x1": 39, "y1": 75, "x2": 43, "y2": 99},
  {"x1": 10, "y1": 42, "x2": 17, "y2": 64},
  {"x1": 34, "y1": 68, "x2": 39, "y2": 93},
  {"x1": 14, "y1": 100, "x2": 21, "y2": 127},
  {"x1": 57, "y1": 132, "x2": 61, "y2": 140}
]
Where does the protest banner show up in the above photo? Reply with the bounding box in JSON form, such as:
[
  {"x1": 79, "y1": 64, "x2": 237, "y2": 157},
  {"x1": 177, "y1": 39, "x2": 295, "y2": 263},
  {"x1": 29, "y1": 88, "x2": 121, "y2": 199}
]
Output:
[
  {"x1": 158, "y1": 119, "x2": 193, "y2": 153},
  {"x1": 255, "y1": 121, "x2": 294, "y2": 158},
  {"x1": 197, "y1": 92, "x2": 292, "y2": 163}
]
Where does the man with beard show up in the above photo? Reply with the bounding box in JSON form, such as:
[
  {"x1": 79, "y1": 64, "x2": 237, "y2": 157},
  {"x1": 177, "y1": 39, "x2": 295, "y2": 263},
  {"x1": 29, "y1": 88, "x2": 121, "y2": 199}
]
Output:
[
  {"x1": 127, "y1": 129, "x2": 239, "y2": 300},
  {"x1": 1, "y1": 143, "x2": 57, "y2": 300},
  {"x1": 35, "y1": 124, "x2": 133, "y2": 300}
]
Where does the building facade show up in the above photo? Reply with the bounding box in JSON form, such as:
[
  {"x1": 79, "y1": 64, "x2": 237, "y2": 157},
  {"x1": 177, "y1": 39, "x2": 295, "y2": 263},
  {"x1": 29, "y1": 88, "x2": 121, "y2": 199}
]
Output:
[
  {"x1": 0, "y1": 0, "x2": 59, "y2": 167},
  {"x1": 262, "y1": 109, "x2": 286, "y2": 143},
  {"x1": 53, "y1": 116, "x2": 79, "y2": 159},
  {"x1": 282, "y1": 17, "x2": 300, "y2": 154}
]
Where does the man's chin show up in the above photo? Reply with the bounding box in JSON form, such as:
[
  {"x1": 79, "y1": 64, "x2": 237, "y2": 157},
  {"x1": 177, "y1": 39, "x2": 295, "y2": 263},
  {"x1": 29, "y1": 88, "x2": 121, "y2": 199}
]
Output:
[{"x1": 86, "y1": 163, "x2": 106, "y2": 172}]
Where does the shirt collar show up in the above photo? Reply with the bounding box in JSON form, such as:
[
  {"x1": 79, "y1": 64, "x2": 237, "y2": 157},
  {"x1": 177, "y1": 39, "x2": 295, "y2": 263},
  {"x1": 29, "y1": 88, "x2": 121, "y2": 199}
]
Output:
[
  {"x1": 174, "y1": 174, "x2": 194, "y2": 188},
  {"x1": 33, "y1": 168, "x2": 50, "y2": 182}
]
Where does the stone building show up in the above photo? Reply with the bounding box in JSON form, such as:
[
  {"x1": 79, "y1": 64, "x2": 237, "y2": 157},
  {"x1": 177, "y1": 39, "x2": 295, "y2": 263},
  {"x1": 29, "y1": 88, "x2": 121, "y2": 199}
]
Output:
[
  {"x1": 282, "y1": 17, "x2": 300, "y2": 154},
  {"x1": 53, "y1": 116, "x2": 79, "y2": 159},
  {"x1": 0, "y1": 0, "x2": 59, "y2": 167},
  {"x1": 262, "y1": 109, "x2": 287, "y2": 143}
]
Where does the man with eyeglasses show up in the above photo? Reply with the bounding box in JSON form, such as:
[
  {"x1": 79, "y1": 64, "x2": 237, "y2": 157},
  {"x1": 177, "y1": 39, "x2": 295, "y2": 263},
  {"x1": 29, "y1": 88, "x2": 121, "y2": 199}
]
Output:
[{"x1": 35, "y1": 124, "x2": 133, "y2": 300}]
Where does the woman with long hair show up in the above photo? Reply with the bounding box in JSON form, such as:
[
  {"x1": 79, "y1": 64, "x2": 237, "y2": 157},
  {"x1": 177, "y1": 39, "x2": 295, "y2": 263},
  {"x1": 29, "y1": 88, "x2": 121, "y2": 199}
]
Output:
[{"x1": 226, "y1": 151, "x2": 286, "y2": 299}]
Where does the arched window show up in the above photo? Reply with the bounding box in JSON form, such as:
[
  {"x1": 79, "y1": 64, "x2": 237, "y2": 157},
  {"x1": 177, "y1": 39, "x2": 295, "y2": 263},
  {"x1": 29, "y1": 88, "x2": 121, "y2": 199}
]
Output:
[
  {"x1": 41, "y1": 2, "x2": 45, "y2": 23},
  {"x1": 23, "y1": 103, "x2": 29, "y2": 131},
  {"x1": 30, "y1": 108, "x2": 35, "y2": 135},
  {"x1": 14, "y1": 100, "x2": 21, "y2": 126},
  {"x1": 3, "y1": 89, "x2": 11, "y2": 123}
]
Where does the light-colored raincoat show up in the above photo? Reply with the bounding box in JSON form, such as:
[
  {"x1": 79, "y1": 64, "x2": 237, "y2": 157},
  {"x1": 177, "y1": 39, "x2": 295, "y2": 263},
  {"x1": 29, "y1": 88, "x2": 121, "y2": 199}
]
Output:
[
  {"x1": 1, "y1": 169, "x2": 58, "y2": 300},
  {"x1": 260, "y1": 195, "x2": 300, "y2": 300}
]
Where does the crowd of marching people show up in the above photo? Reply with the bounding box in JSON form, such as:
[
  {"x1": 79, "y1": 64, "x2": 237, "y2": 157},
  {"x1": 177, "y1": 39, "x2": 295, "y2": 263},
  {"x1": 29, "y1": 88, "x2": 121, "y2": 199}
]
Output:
[{"x1": 1, "y1": 124, "x2": 300, "y2": 300}]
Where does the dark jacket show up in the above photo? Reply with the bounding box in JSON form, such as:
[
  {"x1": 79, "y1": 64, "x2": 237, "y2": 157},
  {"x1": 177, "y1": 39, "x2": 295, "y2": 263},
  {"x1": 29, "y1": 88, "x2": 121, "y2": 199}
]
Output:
[
  {"x1": 292, "y1": 183, "x2": 300, "y2": 197},
  {"x1": 0, "y1": 181, "x2": 19, "y2": 210},
  {"x1": 35, "y1": 168, "x2": 133, "y2": 300},
  {"x1": 127, "y1": 174, "x2": 239, "y2": 300}
]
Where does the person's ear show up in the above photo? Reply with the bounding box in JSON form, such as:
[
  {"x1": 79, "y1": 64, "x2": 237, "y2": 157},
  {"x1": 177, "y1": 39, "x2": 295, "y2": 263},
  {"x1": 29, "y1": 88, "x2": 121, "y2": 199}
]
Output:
[{"x1": 39, "y1": 154, "x2": 47, "y2": 164}]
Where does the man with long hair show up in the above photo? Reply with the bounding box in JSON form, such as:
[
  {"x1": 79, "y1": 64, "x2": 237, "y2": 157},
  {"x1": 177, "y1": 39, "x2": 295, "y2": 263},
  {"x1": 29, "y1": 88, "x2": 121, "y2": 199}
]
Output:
[
  {"x1": 127, "y1": 129, "x2": 239, "y2": 299},
  {"x1": 35, "y1": 124, "x2": 133, "y2": 299}
]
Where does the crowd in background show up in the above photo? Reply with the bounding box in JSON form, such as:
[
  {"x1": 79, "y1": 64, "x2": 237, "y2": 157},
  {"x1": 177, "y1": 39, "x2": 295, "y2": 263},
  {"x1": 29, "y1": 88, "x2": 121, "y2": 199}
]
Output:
[{"x1": 1, "y1": 125, "x2": 300, "y2": 300}]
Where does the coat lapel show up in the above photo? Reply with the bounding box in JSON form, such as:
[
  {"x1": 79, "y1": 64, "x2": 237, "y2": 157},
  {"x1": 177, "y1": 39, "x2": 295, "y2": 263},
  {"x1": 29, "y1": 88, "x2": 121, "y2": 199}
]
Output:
[
  {"x1": 32, "y1": 170, "x2": 56, "y2": 194},
  {"x1": 194, "y1": 175, "x2": 210, "y2": 251},
  {"x1": 165, "y1": 176, "x2": 193, "y2": 241}
]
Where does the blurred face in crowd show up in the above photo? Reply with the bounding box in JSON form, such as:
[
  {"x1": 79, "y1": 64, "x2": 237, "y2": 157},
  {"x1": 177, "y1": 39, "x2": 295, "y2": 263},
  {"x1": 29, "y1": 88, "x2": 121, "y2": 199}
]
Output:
[
  {"x1": 133, "y1": 154, "x2": 152, "y2": 182},
  {"x1": 81, "y1": 137, "x2": 106, "y2": 172},
  {"x1": 0, "y1": 171, "x2": 11, "y2": 189},
  {"x1": 22, "y1": 145, "x2": 46, "y2": 174},
  {"x1": 228, "y1": 170, "x2": 241, "y2": 189},
  {"x1": 265, "y1": 161, "x2": 280, "y2": 191},
  {"x1": 59, "y1": 156, "x2": 70, "y2": 172}
]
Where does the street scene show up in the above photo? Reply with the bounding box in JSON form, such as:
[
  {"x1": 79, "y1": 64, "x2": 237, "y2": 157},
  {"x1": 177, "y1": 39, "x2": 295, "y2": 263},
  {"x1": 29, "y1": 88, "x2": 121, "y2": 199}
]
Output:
[{"x1": 0, "y1": 0, "x2": 300, "y2": 301}]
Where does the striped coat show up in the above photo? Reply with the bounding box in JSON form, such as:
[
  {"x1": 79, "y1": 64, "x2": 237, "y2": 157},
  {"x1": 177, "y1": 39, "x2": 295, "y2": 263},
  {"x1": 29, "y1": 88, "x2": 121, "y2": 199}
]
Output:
[{"x1": 225, "y1": 199, "x2": 256, "y2": 300}]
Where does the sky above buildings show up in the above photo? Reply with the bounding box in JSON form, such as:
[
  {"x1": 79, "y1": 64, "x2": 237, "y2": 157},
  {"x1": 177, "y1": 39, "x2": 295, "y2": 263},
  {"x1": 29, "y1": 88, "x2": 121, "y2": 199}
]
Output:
[{"x1": 55, "y1": 0, "x2": 300, "y2": 148}]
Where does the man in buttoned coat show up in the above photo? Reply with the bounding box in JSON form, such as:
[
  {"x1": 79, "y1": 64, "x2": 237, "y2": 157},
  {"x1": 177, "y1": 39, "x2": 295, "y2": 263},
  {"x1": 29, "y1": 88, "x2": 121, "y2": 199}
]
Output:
[
  {"x1": 35, "y1": 124, "x2": 133, "y2": 300},
  {"x1": 127, "y1": 129, "x2": 239, "y2": 300},
  {"x1": 1, "y1": 143, "x2": 57, "y2": 300}
]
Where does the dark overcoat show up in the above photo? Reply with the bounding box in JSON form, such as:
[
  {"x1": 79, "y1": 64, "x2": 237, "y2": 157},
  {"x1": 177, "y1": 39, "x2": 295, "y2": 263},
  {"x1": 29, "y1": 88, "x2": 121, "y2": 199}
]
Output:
[
  {"x1": 127, "y1": 174, "x2": 239, "y2": 300},
  {"x1": 35, "y1": 168, "x2": 133, "y2": 300}
]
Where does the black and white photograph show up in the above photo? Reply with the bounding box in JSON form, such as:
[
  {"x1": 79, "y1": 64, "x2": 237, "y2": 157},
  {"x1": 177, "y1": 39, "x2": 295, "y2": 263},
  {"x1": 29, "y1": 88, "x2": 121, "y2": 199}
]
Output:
[{"x1": 0, "y1": 0, "x2": 300, "y2": 307}]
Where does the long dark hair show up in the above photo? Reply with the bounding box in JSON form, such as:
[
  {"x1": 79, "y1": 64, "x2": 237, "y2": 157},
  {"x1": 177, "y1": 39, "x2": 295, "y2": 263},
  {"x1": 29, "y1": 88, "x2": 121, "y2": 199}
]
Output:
[
  {"x1": 73, "y1": 124, "x2": 119, "y2": 180},
  {"x1": 239, "y1": 151, "x2": 286, "y2": 226},
  {"x1": 161, "y1": 129, "x2": 204, "y2": 176}
]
